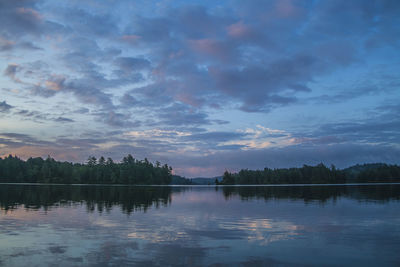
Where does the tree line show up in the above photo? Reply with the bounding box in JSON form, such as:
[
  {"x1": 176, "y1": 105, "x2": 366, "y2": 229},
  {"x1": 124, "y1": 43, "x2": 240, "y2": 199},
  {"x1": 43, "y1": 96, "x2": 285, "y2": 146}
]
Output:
[
  {"x1": 0, "y1": 154, "x2": 172, "y2": 185},
  {"x1": 1, "y1": 155, "x2": 399, "y2": 185},
  {"x1": 218, "y1": 163, "x2": 400, "y2": 185}
]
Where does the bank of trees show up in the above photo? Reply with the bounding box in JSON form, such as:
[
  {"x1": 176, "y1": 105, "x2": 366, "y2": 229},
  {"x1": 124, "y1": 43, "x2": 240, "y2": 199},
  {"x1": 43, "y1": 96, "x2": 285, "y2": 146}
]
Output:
[
  {"x1": 0, "y1": 154, "x2": 172, "y2": 185},
  {"x1": 219, "y1": 163, "x2": 400, "y2": 185}
]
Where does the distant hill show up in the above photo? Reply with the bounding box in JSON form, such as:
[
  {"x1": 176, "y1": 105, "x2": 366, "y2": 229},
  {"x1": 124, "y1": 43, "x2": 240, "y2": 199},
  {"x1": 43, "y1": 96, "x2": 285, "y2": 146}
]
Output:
[
  {"x1": 190, "y1": 177, "x2": 222, "y2": 185},
  {"x1": 342, "y1": 163, "x2": 400, "y2": 183},
  {"x1": 171, "y1": 175, "x2": 192, "y2": 185},
  {"x1": 170, "y1": 176, "x2": 222, "y2": 185},
  {"x1": 342, "y1": 163, "x2": 387, "y2": 177}
]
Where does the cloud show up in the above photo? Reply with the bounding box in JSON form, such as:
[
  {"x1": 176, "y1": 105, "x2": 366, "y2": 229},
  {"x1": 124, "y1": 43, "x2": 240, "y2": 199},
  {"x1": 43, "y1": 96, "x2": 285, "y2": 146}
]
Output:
[
  {"x1": 59, "y1": 8, "x2": 118, "y2": 38},
  {"x1": 0, "y1": 101, "x2": 13, "y2": 113},
  {"x1": 114, "y1": 57, "x2": 151, "y2": 72},
  {"x1": 209, "y1": 55, "x2": 314, "y2": 112},
  {"x1": 119, "y1": 93, "x2": 141, "y2": 107},
  {"x1": 182, "y1": 131, "x2": 247, "y2": 143},
  {"x1": 29, "y1": 74, "x2": 67, "y2": 97},
  {"x1": 157, "y1": 103, "x2": 211, "y2": 126},
  {"x1": 0, "y1": 0, "x2": 399, "y2": 176},
  {"x1": 0, "y1": 1, "x2": 43, "y2": 37},
  {"x1": 0, "y1": 132, "x2": 52, "y2": 148},
  {"x1": 99, "y1": 111, "x2": 140, "y2": 127},
  {"x1": 0, "y1": 37, "x2": 14, "y2": 51},
  {"x1": 170, "y1": 143, "x2": 400, "y2": 177},
  {"x1": 309, "y1": 68, "x2": 400, "y2": 104},
  {"x1": 53, "y1": 117, "x2": 74, "y2": 123},
  {"x1": 12, "y1": 108, "x2": 76, "y2": 124},
  {"x1": 4, "y1": 64, "x2": 21, "y2": 83},
  {"x1": 45, "y1": 75, "x2": 66, "y2": 91}
]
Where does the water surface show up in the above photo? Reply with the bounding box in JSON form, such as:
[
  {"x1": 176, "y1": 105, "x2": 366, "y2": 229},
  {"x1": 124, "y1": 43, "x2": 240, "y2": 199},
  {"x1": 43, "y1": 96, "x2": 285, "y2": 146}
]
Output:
[{"x1": 0, "y1": 184, "x2": 399, "y2": 266}]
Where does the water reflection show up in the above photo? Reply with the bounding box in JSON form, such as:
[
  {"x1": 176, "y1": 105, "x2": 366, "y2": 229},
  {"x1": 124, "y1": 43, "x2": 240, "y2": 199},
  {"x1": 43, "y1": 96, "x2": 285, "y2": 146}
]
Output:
[
  {"x1": 0, "y1": 184, "x2": 399, "y2": 266},
  {"x1": 0, "y1": 184, "x2": 175, "y2": 214},
  {"x1": 220, "y1": 184, "x2": 400, "y2": 203},
  {"x1": 1, "y1": 184, "x2": 399, "y2": 213}
]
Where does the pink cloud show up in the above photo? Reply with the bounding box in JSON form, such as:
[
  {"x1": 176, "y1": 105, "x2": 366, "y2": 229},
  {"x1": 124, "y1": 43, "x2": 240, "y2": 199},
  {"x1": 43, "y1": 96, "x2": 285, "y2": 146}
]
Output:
[
  {"x1": 275, "y1": 0, "x2": 303, "y2": 18},
  {"x1": 16, "y1": 7, "x2": 42, "y2": 21},
  {"x1": 0, "y1": 146, "x2": 82, "y2": 162},
  {"x1": 45, "y1": 75, "x2": 66, "y2": 91},
  {"x1": 188, "y1": 38, "x2": 231, "y2": 61},
  {"x1": 121, "y1": 35, "x2": 142, "y2": 43},
  {"x1": 175, "y1": 93, "x2": 203, "y2": 107},
  {"x1": 189, "y1": 39, "x2": 220, "y2": 54},
  {"x1": 227, "y1": 21, "x2": 251, "y2": 38}
]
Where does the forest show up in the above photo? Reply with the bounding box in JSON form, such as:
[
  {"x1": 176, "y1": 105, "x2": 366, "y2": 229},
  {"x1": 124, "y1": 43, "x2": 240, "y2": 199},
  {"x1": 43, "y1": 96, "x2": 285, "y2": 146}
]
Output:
[
  {"x1": 218, "y1": 163, "x2": 400, "y2": 185},
  {"x1": 0, "y1": 154, "x2": 172, "y2": 185},
  {"x1": 0, "y1": 155, "x2": 399, "y2": 185}
]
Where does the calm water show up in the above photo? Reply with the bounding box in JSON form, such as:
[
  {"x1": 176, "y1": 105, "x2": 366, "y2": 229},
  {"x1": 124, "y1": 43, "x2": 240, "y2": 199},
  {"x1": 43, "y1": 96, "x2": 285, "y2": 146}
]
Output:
[{"x1": 0, "y1": 184, "x2": 399, "y2": 266}]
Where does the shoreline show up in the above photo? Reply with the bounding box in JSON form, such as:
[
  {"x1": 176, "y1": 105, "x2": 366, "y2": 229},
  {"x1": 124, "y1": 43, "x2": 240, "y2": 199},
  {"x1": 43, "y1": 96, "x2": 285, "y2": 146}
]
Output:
[{"x1": 1, "y1": 182, "x2": 400, "y2": 187}]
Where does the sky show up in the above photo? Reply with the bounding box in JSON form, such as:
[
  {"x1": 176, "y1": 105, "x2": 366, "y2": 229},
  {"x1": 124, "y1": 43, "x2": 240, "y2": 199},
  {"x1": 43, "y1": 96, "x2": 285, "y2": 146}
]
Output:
[{"x1": 0, "y1": 0, "x2": 399, "y2": 177}]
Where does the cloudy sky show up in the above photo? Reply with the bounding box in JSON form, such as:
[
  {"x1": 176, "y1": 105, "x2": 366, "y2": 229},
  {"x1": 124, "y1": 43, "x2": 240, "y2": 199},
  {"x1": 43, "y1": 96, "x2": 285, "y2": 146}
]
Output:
[{"x1": 0, "y1": 0, "x2": 399, "y2": 177}]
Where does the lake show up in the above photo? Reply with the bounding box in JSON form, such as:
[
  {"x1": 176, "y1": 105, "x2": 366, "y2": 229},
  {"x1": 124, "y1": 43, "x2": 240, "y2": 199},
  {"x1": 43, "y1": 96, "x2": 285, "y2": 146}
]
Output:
[{"x1": 0, "y1": 184, "x2": 399, "y2": 266}]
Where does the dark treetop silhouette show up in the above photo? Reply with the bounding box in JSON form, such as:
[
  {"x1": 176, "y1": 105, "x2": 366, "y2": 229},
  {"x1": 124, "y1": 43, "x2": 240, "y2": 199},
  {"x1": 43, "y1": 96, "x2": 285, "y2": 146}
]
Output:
[
  {"x1": 218, "y1": 163, "x2": 400, "y2": 185},
  {"x1": 0, "y1": 154, "x2": 172, "y2": 185},
  {"x1": 0, "y1": 155, "x2": 399, "y2": 185}
]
